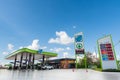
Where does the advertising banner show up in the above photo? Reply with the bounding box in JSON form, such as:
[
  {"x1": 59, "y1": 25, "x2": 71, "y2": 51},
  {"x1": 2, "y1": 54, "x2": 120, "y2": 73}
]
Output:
[{"x1": 97, "y1": 35, "x2": 118, "y2": 70}]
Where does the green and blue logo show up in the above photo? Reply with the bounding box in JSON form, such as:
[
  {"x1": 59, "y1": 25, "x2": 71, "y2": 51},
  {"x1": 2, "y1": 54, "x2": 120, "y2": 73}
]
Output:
[{"x1": 75, "y1": 35, "x2": 83, "y2": 42}]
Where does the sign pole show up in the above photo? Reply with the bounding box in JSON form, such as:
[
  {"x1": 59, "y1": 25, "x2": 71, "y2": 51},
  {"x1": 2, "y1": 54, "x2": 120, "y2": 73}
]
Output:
[
  {"x1": 85, "y1": 52, "x2": 88, "y2": 72},
  {"x1": 110, "y1": 35, "x2": 118, "y2": 69},
  {"x1": 74, "y1": 34, "x2": 77, "y2": 69},
  {"x1": 75, "y1": 54, "x2": 77, "y2": 69},
  {"x1": 83, "y1": 33, "x2": 87, "y2": 72}
]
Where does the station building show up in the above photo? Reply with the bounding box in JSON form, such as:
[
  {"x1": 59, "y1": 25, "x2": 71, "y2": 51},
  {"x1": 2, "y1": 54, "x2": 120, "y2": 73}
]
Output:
[{"x1": 47, "y1": 58, "x2": 75, "y2": 69}]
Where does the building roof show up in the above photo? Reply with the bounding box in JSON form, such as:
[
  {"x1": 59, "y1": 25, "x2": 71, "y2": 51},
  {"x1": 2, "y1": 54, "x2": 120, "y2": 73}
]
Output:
[
  {"x1": 60, "y1": 58, "x2": 75, "y2": 60},
  {"x1": 48, "y1": 58, "x2": 75, "y2": 63},
  {"x1": 5, "y1": 48, "x2": 57, "y2": 60}
]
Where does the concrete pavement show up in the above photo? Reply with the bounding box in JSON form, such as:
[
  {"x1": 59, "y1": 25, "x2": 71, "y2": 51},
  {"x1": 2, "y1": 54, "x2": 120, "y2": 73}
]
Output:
[{"x1": 0, "y1": 69, "x2": 120, "y2": 80}]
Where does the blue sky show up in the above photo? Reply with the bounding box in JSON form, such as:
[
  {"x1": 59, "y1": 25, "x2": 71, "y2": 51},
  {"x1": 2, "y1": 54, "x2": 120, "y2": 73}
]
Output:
[{"x1": 0, "y1": 0, "x2": 120, "y2": 64}]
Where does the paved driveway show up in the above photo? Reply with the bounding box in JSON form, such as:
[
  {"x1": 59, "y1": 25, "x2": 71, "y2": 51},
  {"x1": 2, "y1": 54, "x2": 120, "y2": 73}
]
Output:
[{"x1": 0, "y1": 69, "x2": 120, "y2": 80}]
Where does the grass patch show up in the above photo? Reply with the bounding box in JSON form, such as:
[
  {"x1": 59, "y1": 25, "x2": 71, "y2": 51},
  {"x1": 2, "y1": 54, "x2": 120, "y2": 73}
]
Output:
[
  {"x1": 92, "y1": 68, "x2": 102, "y2": 71},
  {"x1": 93, "y1": 68, "x2": 120, "y2": 72},
  {"x1": 102, "y1": 69, "x2": 120, "y2": 72}
]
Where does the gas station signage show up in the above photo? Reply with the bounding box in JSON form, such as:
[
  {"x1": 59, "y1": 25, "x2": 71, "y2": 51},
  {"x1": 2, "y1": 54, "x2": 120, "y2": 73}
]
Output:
[
  {"x1": 74, "y1": 32, "x2": 84, "y2": 54},
  {"x1": 97, "y1": 35, "x2": 118, "y2": 70}
]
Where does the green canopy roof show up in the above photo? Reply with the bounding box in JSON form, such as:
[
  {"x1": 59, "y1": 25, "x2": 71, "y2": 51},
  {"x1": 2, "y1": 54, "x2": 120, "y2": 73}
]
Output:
[{"x1": 5, "y1": 48, "x2": 57, "y2": 59}]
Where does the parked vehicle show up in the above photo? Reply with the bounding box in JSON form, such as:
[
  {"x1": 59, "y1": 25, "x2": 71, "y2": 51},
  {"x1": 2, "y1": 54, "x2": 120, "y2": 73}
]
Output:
[
  {"x1": 41, "y1": 65, "x2": 54, "y2": 70},
  {"x1": 37, "y1": 64, "x2": 42, "y2": 70}
]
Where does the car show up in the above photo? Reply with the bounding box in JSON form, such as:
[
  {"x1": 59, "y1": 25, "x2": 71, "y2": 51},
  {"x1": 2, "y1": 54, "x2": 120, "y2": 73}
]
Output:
[
  {"x1": 37, "y1": 65, "x2": 42, "y2": 70},
  {"x1": 41, "y1": 65, "x2": 54, "y2": 70}
]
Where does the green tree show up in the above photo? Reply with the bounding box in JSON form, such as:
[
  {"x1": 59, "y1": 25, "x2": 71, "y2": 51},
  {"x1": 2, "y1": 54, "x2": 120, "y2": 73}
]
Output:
[{"x1": 77, "y1": 51, "x2": 101, "y2": 68}]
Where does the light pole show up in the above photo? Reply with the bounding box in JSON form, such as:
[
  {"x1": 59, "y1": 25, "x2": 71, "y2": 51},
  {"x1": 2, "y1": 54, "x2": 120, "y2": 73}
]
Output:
[
  {"x1": 114, "y1": 40, "x2": 120, "y2": 47},
  {"x1": 114, "y1": 40, "x2": 120, "y2": 69}
]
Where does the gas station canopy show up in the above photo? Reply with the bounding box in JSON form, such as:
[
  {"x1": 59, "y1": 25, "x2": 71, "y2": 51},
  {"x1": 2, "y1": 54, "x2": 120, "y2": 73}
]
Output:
[{"x1": 5, "y1": 48, "x2": 57, "y2": 60}]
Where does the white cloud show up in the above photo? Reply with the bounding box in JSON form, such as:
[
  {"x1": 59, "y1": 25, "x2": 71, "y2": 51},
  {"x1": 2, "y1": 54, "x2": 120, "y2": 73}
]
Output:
[
  {"x1": 49, "y1": 57, "x2": 58, "y2": 60},
  {"x1": 50, "y1": 48, "x2": 64, "y2": 53},
  {"x1": 48, "y1": 31, "x2": 74, "y2": 45},
  {"x1": 50, "y1": 48, "x2": 53, "y2": 51},
  {"x1": 19, "y1": 46, "x2": 23, "y2": 49},
  {"x1": 66, "y1": 47, "x2": 71, "y2": 50},
  {"x1": 40, "y1": 46, "x2": 47, "y2": 50},
  {"x1": 92, "y1": 51, "x2": 99, "y2": 58},
  {"x1": 21, "y1": 39, "x2": 47, "y2": 50},
  {"x1": 73, "y1": 26, "x2": 76, "y2": 29},
  {"x1": 63, "y1": 52, "x2": 69, "y2": 58},
  {"x1": 117, "y1": 55, "x2": 120, "y2": 60},
  {"x1": 2, "y1": 52, "x2": 9, "y2": 55},
  {"x1": 8, "y1": 44, "x2": 14, "y2": 50},
  {"x1": 27, "y1": 39, "x2": 40, "y2": 50},
  {"x1": 11, "y1": 50, "x2": 17, "y2": 53}
]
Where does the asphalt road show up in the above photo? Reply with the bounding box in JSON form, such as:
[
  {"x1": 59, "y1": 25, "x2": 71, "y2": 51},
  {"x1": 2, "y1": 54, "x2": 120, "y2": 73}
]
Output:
[{"x1": 0, "y1": 69, "x2": 120, "y2": 80}]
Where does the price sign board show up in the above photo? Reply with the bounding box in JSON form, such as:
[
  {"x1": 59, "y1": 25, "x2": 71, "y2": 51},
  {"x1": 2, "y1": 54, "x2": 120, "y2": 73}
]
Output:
[{"x1": 97, "y1": 35, "x2": 118, "y2": 70}]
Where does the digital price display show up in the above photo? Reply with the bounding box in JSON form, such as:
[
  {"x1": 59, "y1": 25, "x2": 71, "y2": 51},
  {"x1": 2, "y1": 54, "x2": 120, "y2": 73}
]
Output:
[{"x1": 100, "y1": 43, "x2": 114, "y2": 61}]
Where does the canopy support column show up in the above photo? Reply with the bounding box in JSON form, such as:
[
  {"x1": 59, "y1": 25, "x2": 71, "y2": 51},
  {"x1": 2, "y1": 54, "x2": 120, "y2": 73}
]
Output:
[
  {"x1": 28, "y1": 53, "x2": 31, "y2": 69},
  {"x1": 32, "y1": 54, "x2": 35, "y2": 69},
  {"x1": 42, "y1": 55, "x2": 45, "y2": 65},
  {"x1": 20, "y1": 53, "x2": 23, "y2": 69},
  {"x1": 13, "y1": 54, "x2": 17, "y2": 69},
  {"x1": 25, "y1": 53, "x2": 28, "y2": 69}
]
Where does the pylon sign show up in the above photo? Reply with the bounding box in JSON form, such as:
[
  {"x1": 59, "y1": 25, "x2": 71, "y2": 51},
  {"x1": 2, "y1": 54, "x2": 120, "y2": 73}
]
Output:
[
  {"x1": 74, "y1": 32, "x2": 84, "y2": 54},
  {"x1": 97, "y1": 35, "x2": 118, "y2": 70}
]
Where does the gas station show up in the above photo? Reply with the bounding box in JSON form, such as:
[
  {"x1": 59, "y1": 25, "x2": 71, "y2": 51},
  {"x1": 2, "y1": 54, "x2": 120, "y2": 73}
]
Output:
[{"x1": 5, "y1": 48, "x2": 57, "y2": 69}]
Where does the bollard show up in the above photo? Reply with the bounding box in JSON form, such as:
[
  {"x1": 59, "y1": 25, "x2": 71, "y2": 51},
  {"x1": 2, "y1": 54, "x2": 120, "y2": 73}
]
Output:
[{"x1": 72, "y1": 69, "x2": 74, "y2": 72}]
